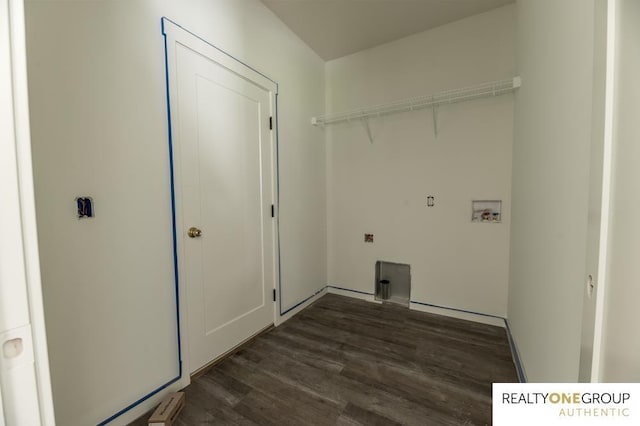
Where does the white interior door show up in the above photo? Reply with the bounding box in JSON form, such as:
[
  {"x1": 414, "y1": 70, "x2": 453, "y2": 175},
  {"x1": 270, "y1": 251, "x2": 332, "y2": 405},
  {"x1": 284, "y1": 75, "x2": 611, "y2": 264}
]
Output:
[{"x1": 164, "y1": 20, "x2": 277, "y2": 375}]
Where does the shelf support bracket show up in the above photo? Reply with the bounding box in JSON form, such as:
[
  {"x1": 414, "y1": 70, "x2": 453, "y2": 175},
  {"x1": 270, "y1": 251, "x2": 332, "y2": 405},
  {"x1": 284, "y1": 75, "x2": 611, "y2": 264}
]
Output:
[
  {"x1": 432, "y1": 104, "x2": 439, "y2": 138},
  {"x1": 362, "y1": 117, "x2": 374, "y2": 144}
]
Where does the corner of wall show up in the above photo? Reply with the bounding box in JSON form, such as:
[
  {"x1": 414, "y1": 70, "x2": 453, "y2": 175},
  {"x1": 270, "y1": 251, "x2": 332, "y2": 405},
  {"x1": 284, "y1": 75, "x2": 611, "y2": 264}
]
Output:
[{"x1": 503, "y1": 317, "x2": 528, "y2": 383}]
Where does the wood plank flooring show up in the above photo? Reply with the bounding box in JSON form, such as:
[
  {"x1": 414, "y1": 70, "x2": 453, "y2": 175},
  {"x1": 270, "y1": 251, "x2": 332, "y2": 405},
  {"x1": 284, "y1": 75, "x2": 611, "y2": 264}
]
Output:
[{"x1": 130, "y1": 294, "x2": 517, "y2": 425}]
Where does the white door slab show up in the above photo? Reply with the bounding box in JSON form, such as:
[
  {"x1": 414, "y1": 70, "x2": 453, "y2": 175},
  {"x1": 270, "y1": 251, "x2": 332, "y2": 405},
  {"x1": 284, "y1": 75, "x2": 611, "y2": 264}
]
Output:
[{"x1": 164, "y1": 19, "x2": 277, "y2": 375}]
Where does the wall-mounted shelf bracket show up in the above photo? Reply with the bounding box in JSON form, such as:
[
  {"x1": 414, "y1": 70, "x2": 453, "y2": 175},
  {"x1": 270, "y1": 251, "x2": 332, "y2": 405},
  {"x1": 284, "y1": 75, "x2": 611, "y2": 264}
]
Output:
[
  {"x1": 362, "y1": 117, "x2": 374, "y2": 143},
  {"x1": 432, "y1": 103, "x2": 439, "y2": 138}
]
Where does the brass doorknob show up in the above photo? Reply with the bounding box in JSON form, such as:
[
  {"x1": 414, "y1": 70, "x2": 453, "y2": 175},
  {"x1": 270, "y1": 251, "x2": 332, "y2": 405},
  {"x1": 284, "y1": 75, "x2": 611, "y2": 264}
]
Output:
[{"x1": 188, "y1": 227, "x2": 202, "y2": 238}]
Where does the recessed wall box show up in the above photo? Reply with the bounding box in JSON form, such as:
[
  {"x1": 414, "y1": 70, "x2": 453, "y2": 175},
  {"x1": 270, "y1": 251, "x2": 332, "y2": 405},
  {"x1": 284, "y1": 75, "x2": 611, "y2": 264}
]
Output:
[
  {"x1": 375, "y1": 261, "x2": 411, "y2": 307},
  {"x1": 471, "y1": 200, "x2": 501, "y2": 223}
]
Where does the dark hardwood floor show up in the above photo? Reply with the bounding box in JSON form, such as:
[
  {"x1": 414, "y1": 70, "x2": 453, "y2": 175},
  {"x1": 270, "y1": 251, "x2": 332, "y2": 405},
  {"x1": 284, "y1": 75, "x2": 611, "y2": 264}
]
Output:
[{"x1": 130, "y1": 294, "x2": 517, "y2": 426}]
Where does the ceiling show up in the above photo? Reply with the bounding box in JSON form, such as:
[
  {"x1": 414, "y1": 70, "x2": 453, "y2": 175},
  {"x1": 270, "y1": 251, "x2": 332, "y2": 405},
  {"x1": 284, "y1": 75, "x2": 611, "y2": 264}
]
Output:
[{"x1": 260, "y1": 0, "x2": 514, "y2": 61}]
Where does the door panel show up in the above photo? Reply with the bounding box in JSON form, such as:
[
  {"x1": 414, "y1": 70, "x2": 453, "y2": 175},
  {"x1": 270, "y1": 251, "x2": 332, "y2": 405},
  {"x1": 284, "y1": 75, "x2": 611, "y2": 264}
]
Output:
[
  {"x1": 195, "y1": 76, "x2": 265, "y2": 334},
  {"x1": 174, "y1": 43, "x2": 275, "y2": 374}
]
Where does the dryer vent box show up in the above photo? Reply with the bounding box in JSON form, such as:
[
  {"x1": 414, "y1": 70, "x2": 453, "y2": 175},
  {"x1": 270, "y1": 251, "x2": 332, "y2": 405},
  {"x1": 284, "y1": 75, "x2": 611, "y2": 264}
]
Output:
[{"x1": 375, "y1": 261, "x2": 411, "y2": 307}]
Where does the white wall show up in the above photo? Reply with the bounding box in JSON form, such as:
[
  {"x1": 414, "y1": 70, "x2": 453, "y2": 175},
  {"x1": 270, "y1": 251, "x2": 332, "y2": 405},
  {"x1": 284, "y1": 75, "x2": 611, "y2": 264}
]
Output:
[
  {"x1": 509, "y1": 0, "x2": 596, "y2": 382},
  {"x1": 25, "y1": 0, "x2": 325, "y2": 424},
  {"x1": 601, "y1": 0, "x2": 640, "y2": 382},
  {"x1": 326, "y1": 5, "x2": 515, "y2": 320}
]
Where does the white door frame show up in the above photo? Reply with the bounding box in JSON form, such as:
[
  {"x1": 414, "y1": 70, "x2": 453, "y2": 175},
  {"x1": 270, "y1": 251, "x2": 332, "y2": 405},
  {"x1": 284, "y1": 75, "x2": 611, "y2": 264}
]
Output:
[
  {"x1": 162, "y1": 18, "x2": 279, "y2": 381},
  {"x1": 0, "y1": 0, "x2": 55, "y2": 423},
  {"x1": 588, "y1": 0, "x2": 617, "y2": 382}
]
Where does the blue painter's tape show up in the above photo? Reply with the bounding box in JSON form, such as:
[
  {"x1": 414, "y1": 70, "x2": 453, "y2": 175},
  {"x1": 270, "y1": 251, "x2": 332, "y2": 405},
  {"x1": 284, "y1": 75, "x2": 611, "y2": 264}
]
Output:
[
  {"x1": 162, "y1": 17, "x2": 184, "y2": 380},
  {"x1": 275, "y1": 93, "x2": 284, "y2": 316},
  {"x1": 97, "y1": 18, "x2": 184, "y2": 426}
]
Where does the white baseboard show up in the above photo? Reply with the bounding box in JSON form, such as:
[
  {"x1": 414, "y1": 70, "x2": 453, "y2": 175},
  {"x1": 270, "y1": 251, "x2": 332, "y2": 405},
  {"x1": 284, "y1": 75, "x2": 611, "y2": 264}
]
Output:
[
  {"x1": 325, "y1": 287, "x2": 504, "y2": 328},
  {"x1": 409, "y1": 302, "x2": 505, "y2": 327},
  {"x1": 327, "y1": 286, "x2": 381, "y2": 303},
  {"x1": 278, "y1": 287, "x2": 520, "y2": 379}
]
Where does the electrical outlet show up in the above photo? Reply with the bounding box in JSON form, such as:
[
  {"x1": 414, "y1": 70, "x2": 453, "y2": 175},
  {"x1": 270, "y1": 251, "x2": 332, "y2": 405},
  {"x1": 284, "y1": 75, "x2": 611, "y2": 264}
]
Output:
[{"x1": 76, "y1": 196, "x2": 94, "y2": 218}]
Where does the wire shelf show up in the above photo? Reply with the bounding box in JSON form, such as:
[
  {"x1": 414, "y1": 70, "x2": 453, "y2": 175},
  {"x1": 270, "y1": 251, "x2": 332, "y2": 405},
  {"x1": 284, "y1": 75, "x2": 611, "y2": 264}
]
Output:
[{"x1": 312, "y1": 76, "x2": 521, "y2": 127}]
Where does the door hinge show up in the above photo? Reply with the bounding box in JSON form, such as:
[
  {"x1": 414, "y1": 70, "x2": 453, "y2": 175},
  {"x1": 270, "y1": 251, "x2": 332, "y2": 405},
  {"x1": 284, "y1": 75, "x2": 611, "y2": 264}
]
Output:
[
  {"x1": 273, "y1": 289, "x2": 276, "y2": 302},
  {"x1": 269, "y1": 116, "x2": 273, "y2": 130},
  {"x1": 271, "y1": 204, "x2": 275, "y2": 218}
]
